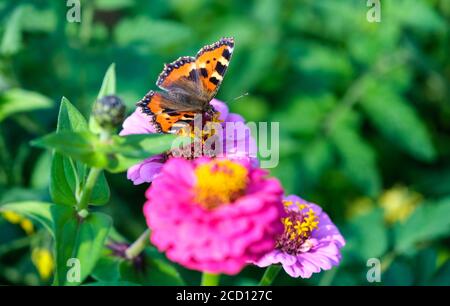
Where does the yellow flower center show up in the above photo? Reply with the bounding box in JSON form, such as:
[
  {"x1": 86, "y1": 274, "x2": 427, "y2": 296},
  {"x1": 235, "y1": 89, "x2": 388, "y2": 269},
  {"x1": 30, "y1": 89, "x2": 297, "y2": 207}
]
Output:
[
  {"x1": 194, "y1": 159, "x2": 248, "y2": 209},
  {"x1": 276, "y1": 200, "x2": 320, "y2": 255}
]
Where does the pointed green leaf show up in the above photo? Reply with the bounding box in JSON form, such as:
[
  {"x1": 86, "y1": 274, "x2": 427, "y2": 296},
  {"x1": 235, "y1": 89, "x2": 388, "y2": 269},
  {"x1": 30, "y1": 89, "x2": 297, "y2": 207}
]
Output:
[
  {"x1": 0, "y1": 201, "x2": 54, "y2": 235},
  {"x1": 361, "y1": 84, "x2": 436, "y2": 162},
  {"x1": 330, "y1": 124, "x2": 381, "y2": 196},
  {"x1": 0, "y1": 7, "x2": 23, "y2": 56},
  {"x1": 49, "y1": 98, "x2": 110, "y2": 206},
  {"x1": 52, "y1": 205, "x2": 111, "y2": 285},
  {"x1": 90, "y1": 63, "x2": 116, "y2": 134},
  {"x1": 394, "y1": 197, "x2": 450, "y2": 253},
  {"x1": 0, "y1": 89, "x2": 53, "y2": 122}
]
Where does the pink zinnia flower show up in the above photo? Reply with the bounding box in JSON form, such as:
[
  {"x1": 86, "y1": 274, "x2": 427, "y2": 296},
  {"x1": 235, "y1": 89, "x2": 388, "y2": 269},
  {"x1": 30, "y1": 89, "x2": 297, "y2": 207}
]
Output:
[
  {"x1": 254, "y1": 195, "x2": 345, "y2": 278},
  {"x1": 120, "y1": 99, "x2": 257, "y2": 185},
  {"x1": 143, "y1": 157, "x2": 284, "y2": 275}
]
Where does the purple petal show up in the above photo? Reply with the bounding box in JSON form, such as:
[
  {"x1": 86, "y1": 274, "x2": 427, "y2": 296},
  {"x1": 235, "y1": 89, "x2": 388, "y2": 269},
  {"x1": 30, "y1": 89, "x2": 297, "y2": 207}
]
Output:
[
  {"x1": 126, "y1": 155, "x2": 165, "y2": 185},
  {"x1": 210, "y1": 99, "x2": 229, "y2": 121},
  {"x1": 120, "y1": 109, "x2": 156, "y2": 136}
]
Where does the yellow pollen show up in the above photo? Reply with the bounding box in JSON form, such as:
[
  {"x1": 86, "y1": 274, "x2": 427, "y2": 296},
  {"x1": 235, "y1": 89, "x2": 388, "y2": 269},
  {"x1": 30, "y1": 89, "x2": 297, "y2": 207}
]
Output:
[
  {"x1": 179, "y1": 113, "x2": 223, "y2": 140},
  {"x1": 281, "y1": 201, "x2": 320, "y2": 241},
  {"x1": 194, "y1": 160, "x2": 248, "y2": 209}
]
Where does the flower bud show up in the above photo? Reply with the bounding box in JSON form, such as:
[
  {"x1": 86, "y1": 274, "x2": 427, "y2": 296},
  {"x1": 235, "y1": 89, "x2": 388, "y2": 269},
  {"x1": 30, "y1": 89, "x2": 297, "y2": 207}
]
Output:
[{"x1": 93, "y1": 95, "x2": 126, "y2": 131}]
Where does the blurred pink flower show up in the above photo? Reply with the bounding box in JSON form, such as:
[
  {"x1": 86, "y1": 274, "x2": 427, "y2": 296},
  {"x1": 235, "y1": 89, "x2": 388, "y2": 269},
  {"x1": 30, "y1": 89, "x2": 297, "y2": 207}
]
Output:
[
  {"x1": 120, "y1": 99, "x2": 257, "y2": 185},
  {"x1": 253, "y1": 195, "x2": 345, "y2": 278},
  {"x1": 143, "y1": 157, "x2": 284, "y2": 275}
]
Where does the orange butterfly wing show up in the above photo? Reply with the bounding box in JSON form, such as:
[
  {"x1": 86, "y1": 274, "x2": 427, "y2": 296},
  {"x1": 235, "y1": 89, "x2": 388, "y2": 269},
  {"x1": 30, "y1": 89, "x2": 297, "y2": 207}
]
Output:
[
  {"x1": 195, "y1": 37, "x2": 234, "y2": 99},
  {"x1": 138, "y1": 91, "x2": 196, "y2": 133},
  {"x1": 156, "y1": 56, "x2": 197, "y2": 90},
  {"x1": 138, "y1": 37, "x2": 234, "y2": 133}
]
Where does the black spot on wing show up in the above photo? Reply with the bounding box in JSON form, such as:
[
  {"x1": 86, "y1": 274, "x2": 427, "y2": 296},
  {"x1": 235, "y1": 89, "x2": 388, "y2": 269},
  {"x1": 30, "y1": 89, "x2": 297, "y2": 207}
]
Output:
[
  {"x1": 209, "y1": 77, "x2": 220, "y2": 85},
  {"x1": 188, "y1": 69, "x2": 198, "y2": 81},
  {"x1": 215, "y1": 61, "x2": 226, "y2": 76},
  {"x1": 222, "y1": 48, "x2": 231, "y2": 61},
  {"x1": 200, "y1": 68, "x2": 208, "y2": 78}
]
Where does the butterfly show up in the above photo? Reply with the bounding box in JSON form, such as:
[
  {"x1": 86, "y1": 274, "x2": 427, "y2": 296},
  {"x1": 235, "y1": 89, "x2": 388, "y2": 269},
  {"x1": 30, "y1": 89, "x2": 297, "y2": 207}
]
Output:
[{"x1": 137, "y1": 37, "x2": 234, "y2": 134}]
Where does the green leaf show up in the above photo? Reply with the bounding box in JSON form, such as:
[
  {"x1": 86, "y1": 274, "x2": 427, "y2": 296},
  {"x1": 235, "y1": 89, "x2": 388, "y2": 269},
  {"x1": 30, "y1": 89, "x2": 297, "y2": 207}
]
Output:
[
  {"x1": 105, "y1": 133, "x2": 177, "y2": 173},
  {"x1": 97, "y1": 63, "x2": 116, "y2": 99},
  {"x1": 94, "y1": 0, "x2": 135, "y2": 11},
  {"x1": 274, "y1": 95, "x2": 335, "y2": 136},
  {"x1": 361, "y1": 84, "x2": 436, "y2": 162},
  {"x1": 383, "y1": 260, "x2": 414, "y2": 286},
  {"x1": 0, "y1": 201, "x2": 54, "y2": 235},
  {"x1": 0, "y1": 89, "x2": 53, "y2": 122},
  {"x1": 89, "y1": 173, "x2": 110, "y2": 206},
  {"x1": 90, "y1": 63, "x2": 116, "y2": 134},
  {"x1": 49, "y1": 98, "x2": 87, "y2": 206},
  {"x1": 35, "y1": 131, "x2": 176, "y2": 173},
  {"x1": 394, "y1": 197, "x2": 450, "y2": 253},
  {"x1": 342, "y1": 209, "x2": 388, "y2": 261},
  {"x1": 415, "y1": 249, "x2": 437, "y2": 285},
  {"x1": 119, "y1": 257, "x2": 184, "y2": 286},
  {"x1": 92, "y1": 248, "x2": 184, "y2": 286},
  {"x1": 21, "y1": 5, "x2": 57, "y2": 33},
  {"x1": 114, "y1": 17, "x2": 191, "y2": 50},
  {"x1": 49, "y1": 98, "x2": 110, "y2": 206},
  {"x1": 430, "y1": 261, "x2": 450, "y2": 286},
  {"x1": 34, "y1": 131, "x2": 110, "y2": 169},
  {"x1": 0, "y1": 7, "x2": 23, "y2": 56},
  {"x1": 330, "y1": 124, "x2": 381, "y2": 196},
  {"x1": 91, "y1": 256, "x2": 122, "y2": 282},
  {"x1": 52, "y1": 205, "x2": 112, "y2": 286},
  {"x1": 31, "y1": 152, "x2": 52, "y2": 190}
]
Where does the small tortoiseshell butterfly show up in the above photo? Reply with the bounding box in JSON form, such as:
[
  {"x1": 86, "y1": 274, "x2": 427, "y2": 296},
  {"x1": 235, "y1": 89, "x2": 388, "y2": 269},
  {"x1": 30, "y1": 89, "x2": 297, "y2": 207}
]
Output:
[{"x1": 137, "y1": 37, "x2": 234, "y2": 134}]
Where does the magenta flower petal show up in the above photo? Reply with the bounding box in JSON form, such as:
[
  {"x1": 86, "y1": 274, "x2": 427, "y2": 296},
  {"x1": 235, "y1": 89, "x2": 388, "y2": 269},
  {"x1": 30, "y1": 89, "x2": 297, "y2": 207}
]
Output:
[{"x1": 143, "y1": 157, "x2": 284, "y2": 275}]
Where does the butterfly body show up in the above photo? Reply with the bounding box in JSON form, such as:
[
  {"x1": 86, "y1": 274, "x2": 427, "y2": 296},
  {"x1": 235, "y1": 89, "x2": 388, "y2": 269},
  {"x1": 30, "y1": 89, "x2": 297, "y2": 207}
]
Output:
[{"x1": 138, "y1": 37, "x2": 234, "y2": 133}]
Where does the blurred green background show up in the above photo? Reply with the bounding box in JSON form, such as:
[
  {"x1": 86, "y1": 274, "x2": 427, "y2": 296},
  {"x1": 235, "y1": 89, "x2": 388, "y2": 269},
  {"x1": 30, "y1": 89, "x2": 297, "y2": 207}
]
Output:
[{"x1": 0, "y1": 0, "x2": 449, "y2": 285}]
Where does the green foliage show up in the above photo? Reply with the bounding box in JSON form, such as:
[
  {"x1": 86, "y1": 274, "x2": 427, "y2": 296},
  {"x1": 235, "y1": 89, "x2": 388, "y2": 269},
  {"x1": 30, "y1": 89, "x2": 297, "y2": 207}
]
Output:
[
  {"x1": 394, "y1": 197, "x2": 450, "y2": 253},
  {"x1": 92, "y1": 250, "x2": 185, "y2": 286},
  {"x1": 0, "y1": 89, "x2": 53, "y2": 122},
  {"x1": 34, "y1": 131, "x2": 176, "y2": 173},
  {"x1": 49, "y1": 97, "x2": 109, "y2": 206},
  {"x1": 51, "y1": 205, "x2": 111, "y2": 286},
  {"x1": 361, "y1": 83, "x2": 436, "y2": 162},
  {"x1": 0, "y1": 201, "x2": 53, "y2": 234}
]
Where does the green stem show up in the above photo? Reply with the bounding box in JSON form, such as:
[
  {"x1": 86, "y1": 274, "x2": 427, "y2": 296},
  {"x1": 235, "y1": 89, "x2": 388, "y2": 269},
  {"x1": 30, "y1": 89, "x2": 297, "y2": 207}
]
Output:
[
  {"x1": 201, "y1": 273, "x2": 220, "y2": 286},
  {"x1": 125, "y1": 228, "x2": 151, "y2": 259},
  {"x1": 258, "y1": 265, "x2": 282, "y2": 286},
  {"x1": 76, "y1": 167, "x2": 102, "y2": 214}
]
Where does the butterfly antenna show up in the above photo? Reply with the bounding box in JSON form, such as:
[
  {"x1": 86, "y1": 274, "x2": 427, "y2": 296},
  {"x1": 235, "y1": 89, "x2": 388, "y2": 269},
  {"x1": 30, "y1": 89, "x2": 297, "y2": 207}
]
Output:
[{"x1": 233, "y1": 92, "x2": 249, "y2": 101}]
